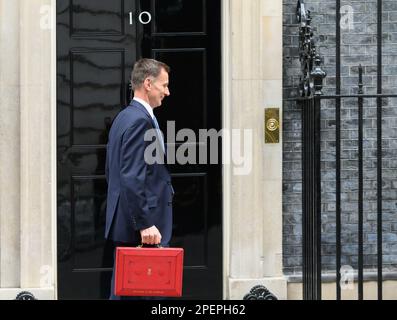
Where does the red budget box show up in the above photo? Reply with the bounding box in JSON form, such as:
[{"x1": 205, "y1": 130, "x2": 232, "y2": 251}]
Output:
[{"x1": 114, "y1": 246, "x2": 184, "y2": 297}]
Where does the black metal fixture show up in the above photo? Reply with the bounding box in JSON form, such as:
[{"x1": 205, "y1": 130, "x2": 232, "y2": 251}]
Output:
[
  {"x1": 296, "y1": 0, "x2": 325, "y2": 301},
  {"x1": 311, "y1": 55, "x2": 327, "y2": 96},
  {"x1": 243, "y1": 285, "x2": 277, "y2": 300},
  {"x1": 15, "y1": 291, "x2": 37, "y2": 300},
  {"x1": 297, "y1": 0, "x2": 326, "y2": 98}
]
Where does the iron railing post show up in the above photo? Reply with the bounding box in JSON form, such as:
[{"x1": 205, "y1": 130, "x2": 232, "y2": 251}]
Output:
[
  {"x1": 358, "y1": 65, "x2": 364, "y2": 300},
  {"x1": 298, "y1": 0, "x2": 326, "y2": 300}
]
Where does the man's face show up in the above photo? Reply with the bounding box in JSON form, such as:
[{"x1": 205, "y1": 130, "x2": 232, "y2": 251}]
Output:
[{"x1": 147, "y1": 68, "x2": 170, "y2": 108}]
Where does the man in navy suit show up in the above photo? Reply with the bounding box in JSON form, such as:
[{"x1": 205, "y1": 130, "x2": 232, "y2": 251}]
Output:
[{"x1": 105, "y1": 58, "x2": 174, "y2": 299}]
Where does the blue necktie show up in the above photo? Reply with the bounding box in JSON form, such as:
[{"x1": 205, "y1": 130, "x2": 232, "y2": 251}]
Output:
[{"x1": 152, "y1": 116, "x2": 165, "y2": 154}]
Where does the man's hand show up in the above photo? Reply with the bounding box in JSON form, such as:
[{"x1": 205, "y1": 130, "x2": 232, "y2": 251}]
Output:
[{"x1": 140, "y1": 226, "x2": 162, "y2": 245}]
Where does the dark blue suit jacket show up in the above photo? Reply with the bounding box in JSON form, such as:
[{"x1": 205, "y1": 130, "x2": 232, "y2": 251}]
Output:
[{"x1": 105, "y1": 100, "x2": 173, "y2": 245}]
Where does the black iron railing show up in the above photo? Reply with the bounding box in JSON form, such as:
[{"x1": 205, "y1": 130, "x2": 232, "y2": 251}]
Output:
[
  {"x1": 296, "y1": 0, "x2": 326, "y2": 300},
  {"x1": 293, "y1": 0, "x2": 394, "y2": 300}
]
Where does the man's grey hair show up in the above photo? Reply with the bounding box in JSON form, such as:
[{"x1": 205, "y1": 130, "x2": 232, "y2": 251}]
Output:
[{"x1": 131, "y1": 58, "x2": 170, "y2": 90}]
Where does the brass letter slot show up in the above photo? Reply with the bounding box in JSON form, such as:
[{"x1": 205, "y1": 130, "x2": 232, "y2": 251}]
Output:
[{"x1": 265, "y1": 108, "x2": 280, "y2": 143}]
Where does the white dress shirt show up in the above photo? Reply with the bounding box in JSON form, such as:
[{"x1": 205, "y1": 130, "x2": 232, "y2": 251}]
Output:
[
  {"x1": 133, "y1": 97, "x2": 165, "y2": 153},
  {"x1": 133, "y1": 97, "x2": 154, "y2": 119}
]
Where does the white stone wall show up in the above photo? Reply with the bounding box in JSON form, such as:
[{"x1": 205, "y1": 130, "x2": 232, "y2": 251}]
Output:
[
  {"x1": 0, "y1": 0, "x2": 56, "y2": 300},
  {"x1": 288, "y1": 280, "x2": 397, "y2": 300},
  {"x1": 0, "y1": 0, "x2": 21, "y2": 290},
  {"x1": 223, "y1": 0, "x2": 287, "y2": 299}
]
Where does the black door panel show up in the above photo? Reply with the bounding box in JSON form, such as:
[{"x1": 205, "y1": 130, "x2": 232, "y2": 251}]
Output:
[{"x1": 153, "y1": 0, "x2": 205, "y2": 34}]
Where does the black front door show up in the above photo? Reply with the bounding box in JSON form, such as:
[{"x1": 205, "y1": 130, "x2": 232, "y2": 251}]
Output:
[{"x1": 57, "y1": 0, "x2": 222, "y2": 299}]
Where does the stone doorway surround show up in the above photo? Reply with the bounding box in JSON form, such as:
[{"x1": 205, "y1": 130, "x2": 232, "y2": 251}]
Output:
[
  {"x1": 0, "y1": 0, "x2": 57, "y2": 299},
  {"x1": 222, "y1": 0, "x2": 286, "y2": 299}
]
